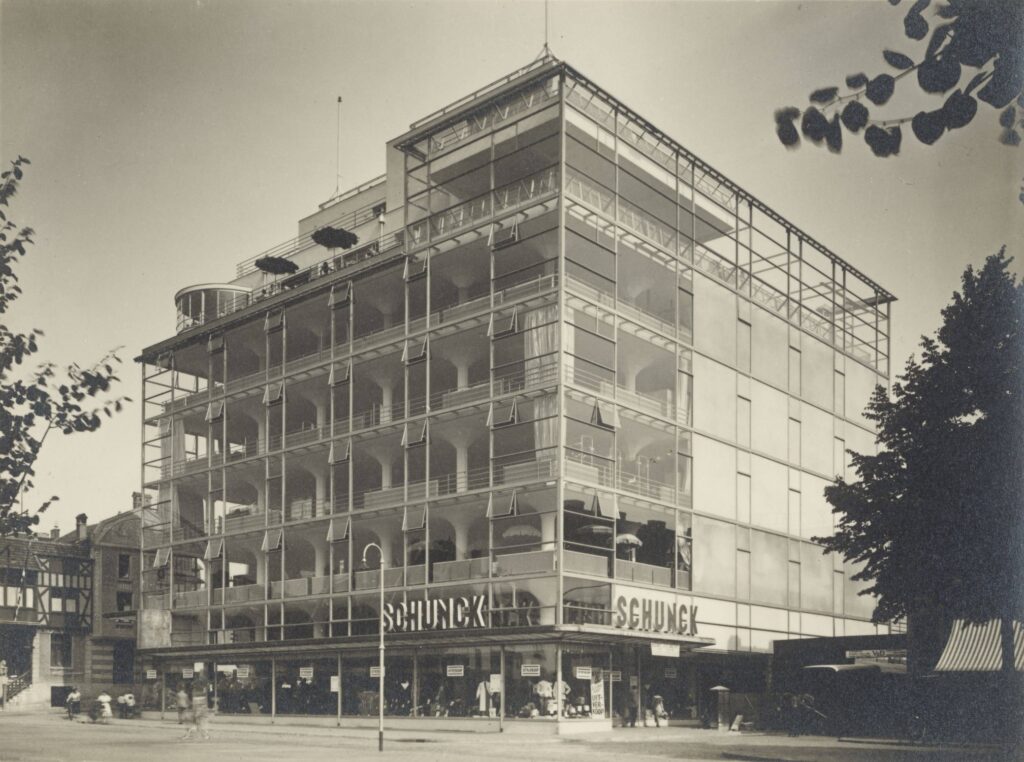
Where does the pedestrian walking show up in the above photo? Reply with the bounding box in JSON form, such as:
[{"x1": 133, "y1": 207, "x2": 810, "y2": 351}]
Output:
[
  {"x1": 96, "y1": 690, "x2": 113, "y2": 724},
  {"x1": 175, "y1": 685, "x2": 189, "y2": 724},
  {"x1": 181, "y1": 675, "x2": 210, "y2": 741},
  {"x1": 0, "y1": 659, "x2": 8, "y2": 710},
  {"x1": 65, "y1": 687, "x2": 81, "y2": 720}
]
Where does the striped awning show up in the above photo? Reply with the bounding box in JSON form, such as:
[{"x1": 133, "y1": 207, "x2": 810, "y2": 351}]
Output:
[{"x1": 933, "y1": 618, "x2": 1024, "y2": 672}]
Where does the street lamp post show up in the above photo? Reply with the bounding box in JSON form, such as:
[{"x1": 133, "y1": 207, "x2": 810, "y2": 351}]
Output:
[{"x1": 362, "y1": 542, "x2": 385, "y2": 752}]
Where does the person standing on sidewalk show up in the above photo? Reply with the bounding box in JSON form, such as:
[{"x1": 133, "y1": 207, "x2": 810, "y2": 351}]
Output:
[{"x1": 623, "y1": 686, "x2": 638, "y2": 727}]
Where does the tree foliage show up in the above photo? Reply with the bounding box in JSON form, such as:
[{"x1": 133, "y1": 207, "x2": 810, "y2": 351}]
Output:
[
  {"x1": 816, "y1": 251, "x2": 1024, "y2": 624},
  {"x1": 0, "y1": 157, "x2": 129, "y2": 536},
  {"x1": 775, "y1": 0, "x2": 1024, "y2": 160}
]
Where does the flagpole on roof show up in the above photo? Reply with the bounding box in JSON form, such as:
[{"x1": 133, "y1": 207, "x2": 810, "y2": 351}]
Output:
[{"x1": 334, "y1": 96, "x2": 343, "y2": 199}]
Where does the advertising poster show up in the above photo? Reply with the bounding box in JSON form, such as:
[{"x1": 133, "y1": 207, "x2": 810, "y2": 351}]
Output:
[{"x1": 590, "y1": 676, "x2": 606, "y2": 719}]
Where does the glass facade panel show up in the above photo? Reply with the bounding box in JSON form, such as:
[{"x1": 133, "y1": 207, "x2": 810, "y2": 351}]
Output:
[
  {"x1": 693, "y1": 435, "x2": 736, "y2": 520},
  {"x1": 845, "y1": 360, "x2": 880, "y2": 428},
  {"x1": 693, "y1": 274, "x2": 736, "y2": 365},
  {"x1": 751, "y1": 307, "x2": 788, "y2": 389},
  {"x1": 749, "y1": 531, "x2": 788, "y2": 606},
  {"x1": 750, "y1": 381, "x2": 787, "y2": 460},
  {"x1": 802, "y1": 336, "x2": 833, "y2": 410},
  {"x1": 750, "y1": 455, "x2": 787, "y2": 533},
  {"x1": 800, "y1": 403, "x2": 833, "y2": 476},
  {"x1": 693, "y1": 516, "x2": 736, "y2": 597},
  {"x1": 693, "y1": 355, "x2": 735, "y2": 442},
  {"x1": 800, "y1": 542, "x2": 833, "y2": 612}
]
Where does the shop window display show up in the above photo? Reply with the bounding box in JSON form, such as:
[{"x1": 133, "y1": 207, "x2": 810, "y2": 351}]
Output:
[
  {"x1": 560, "y1": 647, "x2": 611, "y2": 720},
  {"x1": 417, "y1": 648, "x2": 498, "y2": 718},
  {"x1": 503, "y1": 644, "x2": 557, "y2": 718},
  {"x1": 274, "y1": 658, "x2": 337, "y2": 715}
]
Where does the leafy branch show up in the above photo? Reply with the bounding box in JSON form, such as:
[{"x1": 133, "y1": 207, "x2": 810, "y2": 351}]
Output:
[
  {"x1": 775, "y1": 0, "x2": 1024, "y2": 159},
  {"x1": 0, "y1": 157, "x2": 131, "y2": 536}
]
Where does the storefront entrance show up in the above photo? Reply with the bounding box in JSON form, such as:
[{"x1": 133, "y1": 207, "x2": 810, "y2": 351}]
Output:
[{"x1": 0, "y1": 625, "x2": 35, "y2": 679}]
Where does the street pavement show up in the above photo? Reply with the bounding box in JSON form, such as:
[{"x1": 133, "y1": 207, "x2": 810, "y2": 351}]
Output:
[{"x1": 0, "y1": 710, "x2": 1015, "y2": 762}]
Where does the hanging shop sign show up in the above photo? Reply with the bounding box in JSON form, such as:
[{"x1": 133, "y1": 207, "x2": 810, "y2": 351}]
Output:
[
  {"x1": 521, "y1": 664, "x2": 541, "y2": 677},
  {"x1": 382, "y1": 595, "x2": 487, "y2": 633},
  {"x1": 446, "y1": 664, "x2": 465, "y2": 678},
  {"x1": 651, "y1": 643, "x2": 680, "y2": 658},
  {"x1": 574, "y1": 666, "x2": 592, "y2": 680},
  {"x1": 370, "y1": 666, "x2": 383, "y2": 678},
  {"x1": 489, "y1": 674, "x2": 502, "y2": 693},
  {"x1": 299, "y1": 666, "x2": 314, "y2": 680},
  {"x1": 330, "y1": 676, "x2": 340, "y2": 693},
  {"x1": 609, "y1": 670, "x2": 622, "y2": 683},
  {"x1": 664, "y1": 667, "x2": 678, "y2": 679},
  {"x1": 146, "y1": 669, "x2": 157, "y2": 680},
  {"x1": 237, "y1": 666, "x2": 251, "y2": 679},
  {"x1": 182, "y1": 668, "x2": 194, "y2": 679},
  {"x1": 612, "y1": 589, "x2": 698, "y2": 636}
]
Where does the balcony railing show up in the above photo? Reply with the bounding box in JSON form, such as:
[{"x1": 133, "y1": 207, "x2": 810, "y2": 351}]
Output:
[
  {"x1": 493, "y1": 549, "x2": 556, "y2": 577},
  {"x1": 353, "y1": 567, "x2": 404, "y2": 590},
  {"x1": 563, "y1": 549, "x2": 611, "y2": 577},
  {"x1": 357, "y1": 480, "x2": 439, "y2": 511},
  {"x1": 409, "y1": 166, "x2": 558, "y2": 247},
  {"x1": 434, "y1": 465, "x2": 491, "y2": 496},
  {"x1": 222, "y1": 583, "x2": 263, "y2": 604},
  {"x1": 222, "y1": 508, "x2": 280, "y2": 534},
  {"x1": 615, "y1": 559, "x2": 673, "y2": 587},
  {"x1": 615, "y1": 385, "x2": 674, "y2": 420},
  {"x1": 432, "y1": 557, "x2": 489, "y2": 582},
  {"x1": 493, "y1": 456, "x2": 557, "y2": 487},
  {"x1": 174, "y1": 589, "x2": 208, "y2": 608}
]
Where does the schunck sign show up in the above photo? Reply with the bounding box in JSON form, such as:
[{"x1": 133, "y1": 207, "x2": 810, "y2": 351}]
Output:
[
  {"x1": 613, "y1": 594, "x2": 698, "y2": 636},
  {"x1": 383, "y1": 595, "x2": 488, "y2": 633}
]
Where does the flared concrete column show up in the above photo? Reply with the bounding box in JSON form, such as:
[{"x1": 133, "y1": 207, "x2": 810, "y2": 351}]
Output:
[
  {"x1": 313, "y1": 538, "x2": 328, "y2": 578},
  {"x1": 541, "y1": 512, "x2": 556, "y2": 548},
  {"x1": 314, "y1": 470, "x2": 328, "y2": 516},
  {"x1": 379, "y1": 455, "x2": 394, "y2": 490},
  {"x1": 255, "y1": 479, "x2": 266, "y2": 514},
  {"x1": 453, "y1": 517, "x2": 470, "y2": 561},
  {"x1": 380, "y1": 382, "x2": 393, "y2": 424},
  {"x1": 455, "y1": 444, "x2": 469, "y2": 493},
  {"x1": 256, "y1": 551, "x2": 267, "y2": 585},
  {"x1": 379, "y1": 534, "x2": 395, "y2": 569}
]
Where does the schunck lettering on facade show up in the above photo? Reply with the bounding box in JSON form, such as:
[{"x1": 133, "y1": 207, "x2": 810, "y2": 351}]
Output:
[
  {"x1": 382, "y1": 595, "x2": 488, "y2": 633},
  {"x1": 613, "y1": 595, "x2": 698, "y2": 636}
]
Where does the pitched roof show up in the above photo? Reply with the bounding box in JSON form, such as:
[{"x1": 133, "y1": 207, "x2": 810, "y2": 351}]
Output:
[{"x1": 0, "y1": 536, "x2": 90, "y2": 571}]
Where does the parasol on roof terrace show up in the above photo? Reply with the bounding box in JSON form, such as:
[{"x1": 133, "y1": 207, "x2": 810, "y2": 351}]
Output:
[
  {"x1": 254, "y1": 255, "x2": 299, "y2": 275},
  {"x1": 311, "y1": 226, "x2": 359, "y2": 250},
  {"x1": 615, "y1": 533, "x2": 642, "y2": 547}
]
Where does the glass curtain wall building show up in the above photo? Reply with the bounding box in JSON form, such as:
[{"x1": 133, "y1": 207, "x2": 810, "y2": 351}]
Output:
[{"x1": 136, "y1": 56, "x2": 895, "y2": 729}]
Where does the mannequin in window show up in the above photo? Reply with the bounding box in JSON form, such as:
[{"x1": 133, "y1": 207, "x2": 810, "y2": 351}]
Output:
[{"x1": 475, "y1": 680, "x2": 490, "y2": 715}]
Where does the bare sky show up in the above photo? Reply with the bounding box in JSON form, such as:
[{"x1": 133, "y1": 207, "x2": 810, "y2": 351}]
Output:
[{"x1": 2, "y1": 0, "x2": 1022, "y2": 533}]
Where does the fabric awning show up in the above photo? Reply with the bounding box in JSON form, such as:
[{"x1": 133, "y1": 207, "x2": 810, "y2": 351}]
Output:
[{"x1": 934, "y1": 618, "x2": 1024, "y2": 672}]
